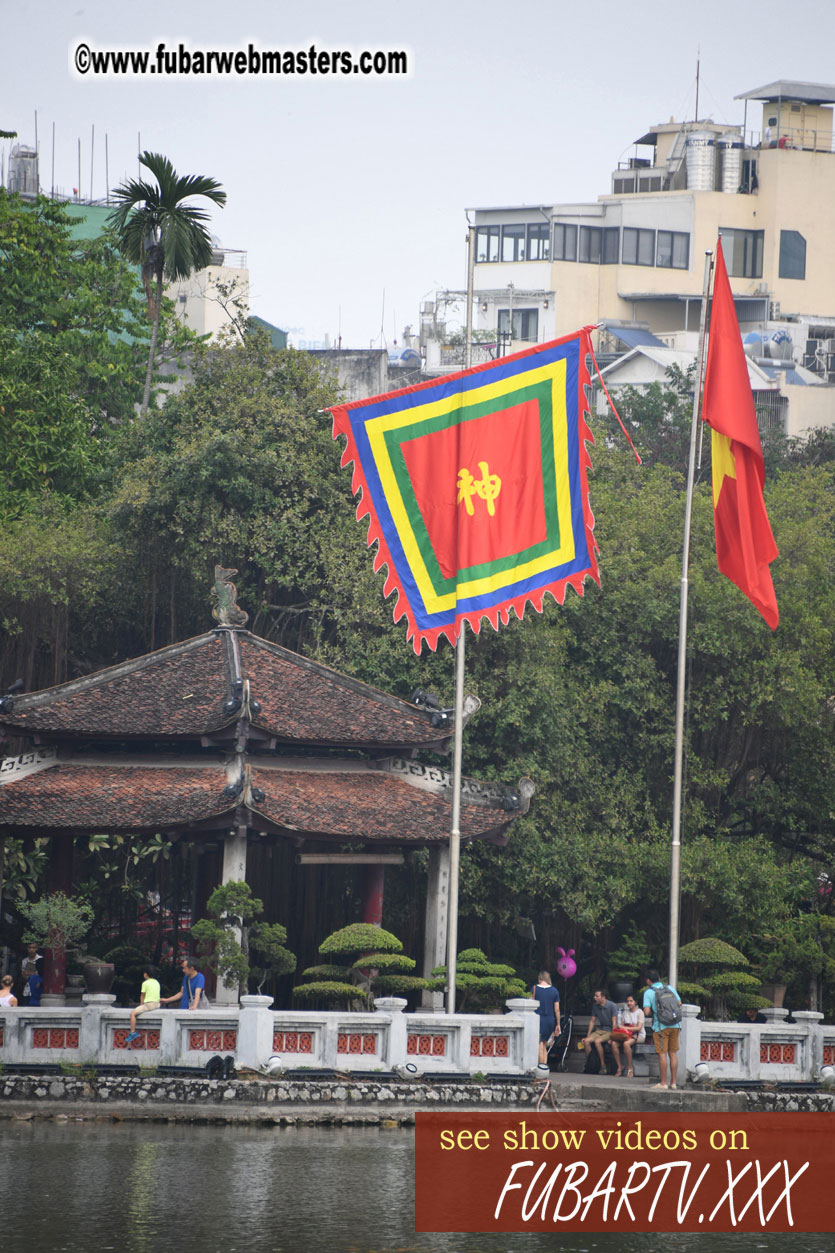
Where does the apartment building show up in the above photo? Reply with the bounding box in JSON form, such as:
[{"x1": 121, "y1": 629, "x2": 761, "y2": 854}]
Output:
[{"x1": 469, "y1": 80, "x2": 835, "y2": 436}]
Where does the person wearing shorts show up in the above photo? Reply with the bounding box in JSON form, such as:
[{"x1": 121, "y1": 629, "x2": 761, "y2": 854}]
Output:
[
  {"x1": 125, "y1": 965, "x2": 161, "y2": 1044},
  {"x1": 643, "y1": 970, "x2": 681, "y2": 1089},
  {"x1": 581, "y1": 989, "x2": 619, "y2": 1072}
]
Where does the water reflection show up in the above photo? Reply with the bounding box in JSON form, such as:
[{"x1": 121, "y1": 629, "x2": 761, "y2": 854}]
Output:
[{"x1": 0, "y1": 1121, "x2": 829, "y2": 1253}]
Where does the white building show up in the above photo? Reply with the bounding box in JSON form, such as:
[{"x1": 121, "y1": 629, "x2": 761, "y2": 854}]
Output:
[{"x1": 468, "y1": 79, "x2": 835, "y2": 437}]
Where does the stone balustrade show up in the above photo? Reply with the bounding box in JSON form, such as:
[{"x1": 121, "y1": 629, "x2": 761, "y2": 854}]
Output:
[
  {"x1": 0, "y1": 994, "x2": 541, "y2": 1076},
  {"x1": 680, "y1": 1004, "x2": 833, "y2": 1083}
]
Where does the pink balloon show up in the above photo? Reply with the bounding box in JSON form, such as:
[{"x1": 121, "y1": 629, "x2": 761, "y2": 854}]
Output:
[{"x1": 555, "y1": 946, "x2": 576, "y2": 979}]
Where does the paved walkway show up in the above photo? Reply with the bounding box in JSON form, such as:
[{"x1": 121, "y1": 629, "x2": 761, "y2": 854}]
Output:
[{"x1": 541, "y1": 1070, "x2": 748, "y2": 1112}]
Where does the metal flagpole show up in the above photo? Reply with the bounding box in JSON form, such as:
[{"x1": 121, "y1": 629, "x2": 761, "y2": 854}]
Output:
[
  {"x1": 669, "y1": 249, "x2": 714, "y2": 990},
  {"x1": 446, "y1": 223, "x2": 476, "y2": 1014}
]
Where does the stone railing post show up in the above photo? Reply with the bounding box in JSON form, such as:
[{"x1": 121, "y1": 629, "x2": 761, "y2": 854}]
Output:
[
  {"x1": 792, "y1": 1010, "x2": 824, "y2": 1079},
  {"x1": 505, "y1": 997, "x2": 539, "y2": 1072},
  {"x1": 80, "y1": 993, "x2": 115, "y2": 1065},
  {"x1": 374, "y1": 997, "x2": 407, "y2": 1068},
  {"x1": 237, "y1": 995, "x2": 274, "y2": 1070},
  {"x1": 0, "y1": 1012, "x2": 24, "y2": 1064},
  {"x1": 679, "y1": 1004, "x2": 702, "y2": 1079}
]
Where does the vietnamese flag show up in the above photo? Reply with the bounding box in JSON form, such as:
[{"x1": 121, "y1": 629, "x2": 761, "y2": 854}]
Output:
[{"x1": 702, "y1": 239, "x2": 779, "y2": 629}]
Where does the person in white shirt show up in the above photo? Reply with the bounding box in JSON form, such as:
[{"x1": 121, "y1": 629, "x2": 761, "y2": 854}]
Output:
[{"x1": 616, "y1": 994, "x2": 646, "y2": 1077}]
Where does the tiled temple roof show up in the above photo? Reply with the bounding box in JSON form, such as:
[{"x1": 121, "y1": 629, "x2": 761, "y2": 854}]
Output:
[
  {"x1": 0, "y1": 752, "x2": 523, "y2": 845},
  {"x1": 0, "y1": 630, "x2": 449, "y2": 750}
]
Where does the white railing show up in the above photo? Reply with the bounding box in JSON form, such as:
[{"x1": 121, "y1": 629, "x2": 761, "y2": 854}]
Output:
[
  {"x1": 680, "y1": 1004, "x2": 833, "y2": 1083},
  {"x1": 0, "y1": 994, "x2": 541, "y2": 1076}
]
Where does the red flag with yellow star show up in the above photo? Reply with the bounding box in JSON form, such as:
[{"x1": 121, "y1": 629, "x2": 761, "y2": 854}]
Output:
[{"x1": 702, "y1": 239, "x2": 779, "y2": 629}]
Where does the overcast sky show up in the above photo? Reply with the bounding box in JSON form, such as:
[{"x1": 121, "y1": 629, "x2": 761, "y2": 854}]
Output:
[{"x1": 5, "y1": 1, "x2": 835, "y2": 348}]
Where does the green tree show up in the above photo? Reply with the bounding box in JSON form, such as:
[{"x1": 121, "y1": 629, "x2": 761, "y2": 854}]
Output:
[
  {"x1": 0, "y1": 192, "x2": 153, "y2": 512},
  {"x1": 295, "y1": 923, "x2": 426, "y2": 1007},
  {"x1": 108, "y1": 152, "x2": 226, "y2": 412},
  {"x1": 191, "y1": 880, "x2": 294, "y2": 998}
]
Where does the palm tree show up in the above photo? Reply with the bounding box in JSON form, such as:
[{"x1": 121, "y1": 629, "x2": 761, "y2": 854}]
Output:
[{"x1": 108, "y1": 152, "x2": 227, "y2": 412}]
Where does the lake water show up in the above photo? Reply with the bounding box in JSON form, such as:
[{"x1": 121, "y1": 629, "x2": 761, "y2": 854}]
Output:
[{"x1": 0, "y1": 1121, "x2": 830, "y2": 1252}]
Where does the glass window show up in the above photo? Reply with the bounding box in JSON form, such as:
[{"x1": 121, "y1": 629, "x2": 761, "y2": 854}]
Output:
[
  {"x1": 527, "y1": 222, "x2": 550, "y2": 261},
  {"x1": 579, "y1": 226, "x2": 602, "y2": 263},
  {"x1": 476, "y1": 225, "x2": 500, "y2": 263},
  {"x1": 623, "y1": 227, "x2": 655, "y2": 266},
  {"x1": 779, "y1": 230, "x2": 806, "y2": 280},
  {"x1": 553, "y1": 223, "x2": 577, "y2": 261},
  {"x1": 501, "y1": 224, "x2": 526, "y2": 262},
  {"x1": 602, "y1": 228, "x2": 620, "y2": 264},
  {"x1": 720, "y1": 228, "x2": 763, "y2": 278},
  {"x1": 657, "y1": 230, "x2": 690, "y2": 269},
  {"x1": 497, "y1": 308, "x2": 539, "y2": 341}
]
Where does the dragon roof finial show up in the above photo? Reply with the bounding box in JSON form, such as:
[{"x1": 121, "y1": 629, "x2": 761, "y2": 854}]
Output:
[{"x1": 211, "y1": 565, "x2": 249, "y2": 628}]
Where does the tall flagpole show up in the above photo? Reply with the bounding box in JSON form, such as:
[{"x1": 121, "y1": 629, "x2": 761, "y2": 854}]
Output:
[
  {"x1": 669, "y1": 249, "x2": 714, "y2": 990},
  {"x1": 446, "y1": 223, "x2": 476, "y2": 1014}
]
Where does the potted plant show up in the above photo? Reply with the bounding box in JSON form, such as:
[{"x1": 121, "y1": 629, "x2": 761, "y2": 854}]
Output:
[
  {"x1": 19, "y1": 893, "x2": 94, "y2": 1000},
  {"x1": 295, "y1": 923, "x2": 426, "y2": 1009},
  {"x1": 678, "y1": 937, "x2": 764, "y2": 1020},
  {"x1": 428, "y1": 948, "x2": 526, "y2": 1012},
  {"x1": 606, "y1": 922, "x2": 652, "y2": 1003},
  {"x1": 191, "y1": 880, "x2": 296, "y2": 1002}
]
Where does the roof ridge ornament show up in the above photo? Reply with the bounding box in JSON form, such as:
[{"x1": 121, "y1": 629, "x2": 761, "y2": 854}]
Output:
[{"x1": 211, "y1": 565, "x2": 249, "y2": 628}]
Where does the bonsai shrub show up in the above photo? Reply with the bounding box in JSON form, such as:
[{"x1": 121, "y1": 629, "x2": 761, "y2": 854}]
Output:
[
  {"x1": 191, "y1": 881, "x2": 295, "y2": 998},
  {"x1": 19, "y1": 893, "x2": 94, "y2": 957},
  {"x1": 607, "y1": 923, "x2": 653, "y2": 987},
  {"x1": 678, "y1": 937, "x2": 765, "y2": 1019},
  {"x1": 295, "y1": 923, "x2": 427, "y2": 1008},
  {"x1": 429, "y1": 947, "x2": 526, "y2": 1011}
]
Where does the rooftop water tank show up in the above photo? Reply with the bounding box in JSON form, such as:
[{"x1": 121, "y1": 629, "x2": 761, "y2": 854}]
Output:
[
  {"x1": 718, "y1": 132, "x2": 743, "y2": 194},
  {"x1": 685, "y1": 130, "x2": 716, "y2": 192}
]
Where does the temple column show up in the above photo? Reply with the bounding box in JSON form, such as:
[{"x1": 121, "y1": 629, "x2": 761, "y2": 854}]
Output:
[
  {"x1": 214, "y1": 824, "x2": 248, "y2": 1006},
  {"x1": 362, "y1": 865, "x2": 385, "y2": 926},
  {"x1": 42, "y1": 835, "x2": 74, "y2": 1005},
  {"x1": 421, "y1": 843, "x2": 449, "y2": 1010}
]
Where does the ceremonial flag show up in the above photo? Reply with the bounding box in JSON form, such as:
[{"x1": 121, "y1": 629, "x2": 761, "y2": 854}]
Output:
[
  {"x1": 702, "y1": 240, "x2": 779, "y2": 630},
  {"x1": 330, "y1": 330, "x2": 599, "y2": 652}
]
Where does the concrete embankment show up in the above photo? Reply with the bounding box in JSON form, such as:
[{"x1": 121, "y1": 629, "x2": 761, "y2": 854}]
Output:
[{"x1": 1, "y1": 1070, "x2": 833, "y2": 1124}]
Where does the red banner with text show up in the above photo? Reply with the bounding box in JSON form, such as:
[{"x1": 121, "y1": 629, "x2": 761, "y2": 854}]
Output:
[{"x1": 415, "y1": 1112, "x2": 835, "y2": 1233}]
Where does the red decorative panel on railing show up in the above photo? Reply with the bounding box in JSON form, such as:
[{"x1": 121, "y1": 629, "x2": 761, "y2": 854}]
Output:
[
  {"x1": 32, "y1": 1027, "x2": 79, "y2": 1050},
  {"x1": 700, "y1": 1040, "x2": 736, "y2": 1062},
  {"x1": 272, "y1": 1031, "x2": 314, "y2": 1053},
  {"x1": 114, "y1": 1028, "x2": 160, "y2": 1051},
  {"x1": 189, "y1": 1029, "x2": 237, "y2": 1051},
  {"x1": 337, "y1": 1032, "x2": 377, "y2": 1055},
  {"x1": 470, "y1": 1035, "x2": 509, "y2": 1058},
  {"x1": 760, "y1": 1042, "x2": 797, "y2": 1064},
  {"x1": 407, "y1": 1034, "x2": 446, "y2": 1057},
  {"x1": 0, "y1": 1027, "x2": 4, "y2": 1047},
  {"x1": 823, "y1": 1044, "x2": 835, "y2": 1066}
]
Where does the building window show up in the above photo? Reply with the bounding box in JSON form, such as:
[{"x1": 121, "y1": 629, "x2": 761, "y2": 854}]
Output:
[
  {"x1": 476, "y1": 225, "x2": 500, "y2": 263},
  {"x1": 637, "y1": 176, "x2": 662, "y2": 192},
  {"x1": 527, "y1": 222, "x2": 550, "y2": 261},
  {"x1": 501, "y1": 224, "x2": 526, "y2": 262},
  {"x1": 623, "y1": 227, "x2": 655, "y2": 266},
  {"x1": 657, "y1": 230, "x2": 690, "y2": 269},
  {"x1": 613, "y1": 177, "x2": 636, "y2": 194},
  {"x1": 602, "y1": 228, "x2": 619, "y2": 264},
  {"x1": 579, "y1": 226, "x2": 602, "y2": 263},
  {"x1": 497, "y1": 308, "x2": 539, "y2": 342},
  {"x1": 779, "y1": 230, "x2": 806, "y2": 280},
  {"x1": 720, "y1": 228, "x2": 763, "y2": 279},
  {"x1": 553, "y1": 223, "x2": 577, "y2": 261}
]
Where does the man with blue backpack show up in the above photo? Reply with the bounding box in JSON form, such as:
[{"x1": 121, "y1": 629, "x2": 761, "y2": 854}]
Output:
[{"x1": 643, "y1": 969, "x2": 682, "y2": 1090}]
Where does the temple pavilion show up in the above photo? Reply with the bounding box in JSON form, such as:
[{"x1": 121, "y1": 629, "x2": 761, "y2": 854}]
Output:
[{"x1": 0, "y1": 573, "x2": 532, "y2": 1003}]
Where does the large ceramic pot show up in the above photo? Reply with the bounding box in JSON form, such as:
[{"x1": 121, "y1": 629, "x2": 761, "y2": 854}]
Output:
[
  {"x1": 610, "y1": 980, "x2": 634, "y2": 1004},
  {"x1": 83, "y1": 961, "x2": 115, "y2": 995}
]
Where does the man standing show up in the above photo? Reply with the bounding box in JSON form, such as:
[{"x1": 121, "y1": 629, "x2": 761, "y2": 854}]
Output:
[
  {"x1": 160, "y1": 957, "x2": 205, "y2": 1010},
  {"x1": 19, "y1": 942, "x2": 42, "y2": 1000},
  {"x1": 643, "y1": 969, "x2": 682, "y2": 1090},
  {"x1": 581, "y1": 988, "x2": 619, "y2": 1074}
]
